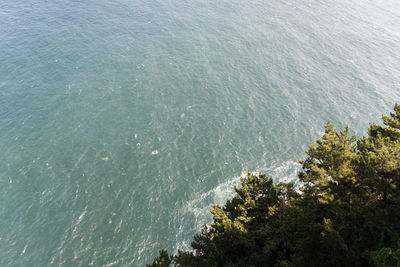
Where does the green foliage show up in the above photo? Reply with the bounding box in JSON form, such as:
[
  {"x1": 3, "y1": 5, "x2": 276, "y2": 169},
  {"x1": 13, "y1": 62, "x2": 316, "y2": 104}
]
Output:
[
  {"x1": 149, "y1": 104, "x2": 400, "y2": 267},
  {"x1": 147, "y1": 250, "x2": 172, "y2": 267},
  {"x1": 367, "y1": 242, "x2": 400, "y2": 267}
]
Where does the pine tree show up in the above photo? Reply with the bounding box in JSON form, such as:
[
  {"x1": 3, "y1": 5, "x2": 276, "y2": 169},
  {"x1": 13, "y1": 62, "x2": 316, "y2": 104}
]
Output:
[{"x1": 149, "y1": 104, "x2": 400, "y2": 267}]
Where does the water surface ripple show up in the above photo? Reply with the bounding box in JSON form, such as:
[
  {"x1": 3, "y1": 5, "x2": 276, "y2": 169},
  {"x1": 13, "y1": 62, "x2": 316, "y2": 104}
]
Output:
[{"x1": 1, "y1": 0, "x2": 400, "y2": 265}]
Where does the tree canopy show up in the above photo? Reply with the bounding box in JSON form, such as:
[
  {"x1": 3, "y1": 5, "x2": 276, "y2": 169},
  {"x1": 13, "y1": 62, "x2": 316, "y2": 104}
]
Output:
[{"x1": 148, "y1": 104, "x2": 400, "y2": 267}]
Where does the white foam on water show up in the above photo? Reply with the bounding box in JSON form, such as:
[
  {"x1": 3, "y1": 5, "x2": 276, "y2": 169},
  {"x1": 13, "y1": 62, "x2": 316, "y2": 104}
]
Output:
[
  {"x1": 77, "y1": 208, "x2": 87, "y2": 225},
  {"x1": 264, "y1": 160, "x2": 302, "y2": 184},
  {"x1": 72, "y1": 149, "x2": 88, "y2": 172},
  {"x1": 20, "y1": 245, "x2": 27, "y2": 256},
  {"x1": 103, "y1": 259, "x2": 120, "y2": 267}
]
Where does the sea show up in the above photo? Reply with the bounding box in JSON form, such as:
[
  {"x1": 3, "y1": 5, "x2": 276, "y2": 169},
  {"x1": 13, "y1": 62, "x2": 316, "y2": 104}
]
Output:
[{"x1": 1, "y1": 0, "x2": 400, "y2": 265}]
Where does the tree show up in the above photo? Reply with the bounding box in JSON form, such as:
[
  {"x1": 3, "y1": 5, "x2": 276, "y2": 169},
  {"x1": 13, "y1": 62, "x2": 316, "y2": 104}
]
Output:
[
  {"x1": 149, "y1": 104, "x2": 400, "y2": 267},
  {"x1": 147, "y1": 250, "x2": 172, "y2": 267}
]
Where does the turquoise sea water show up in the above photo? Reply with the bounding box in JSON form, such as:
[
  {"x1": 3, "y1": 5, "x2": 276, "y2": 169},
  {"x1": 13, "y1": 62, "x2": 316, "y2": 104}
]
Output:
[{"x1": 1, "y1": 0, "x2": 400, "y2": 265}]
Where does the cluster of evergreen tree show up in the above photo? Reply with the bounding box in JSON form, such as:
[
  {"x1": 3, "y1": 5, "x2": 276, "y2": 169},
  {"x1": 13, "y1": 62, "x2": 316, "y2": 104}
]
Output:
[{"x1": 149, "y1": 104, "x2": 400, "y2": 267}]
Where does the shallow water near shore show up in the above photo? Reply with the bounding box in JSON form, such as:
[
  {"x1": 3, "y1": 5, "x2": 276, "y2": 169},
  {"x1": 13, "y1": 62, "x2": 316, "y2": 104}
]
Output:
[{"x1": 1, "y1": 0, "x2": 400, "y2": 265}]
